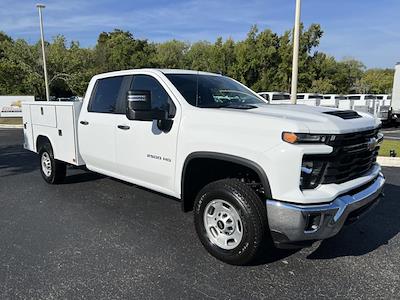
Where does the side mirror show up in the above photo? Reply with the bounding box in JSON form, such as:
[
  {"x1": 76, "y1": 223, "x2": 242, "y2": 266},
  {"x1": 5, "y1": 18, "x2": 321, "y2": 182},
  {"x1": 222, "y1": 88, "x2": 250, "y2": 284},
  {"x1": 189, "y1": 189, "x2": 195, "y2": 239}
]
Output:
[{"x1": 126, "y1": 90, "x2": 166, "y2": 121}]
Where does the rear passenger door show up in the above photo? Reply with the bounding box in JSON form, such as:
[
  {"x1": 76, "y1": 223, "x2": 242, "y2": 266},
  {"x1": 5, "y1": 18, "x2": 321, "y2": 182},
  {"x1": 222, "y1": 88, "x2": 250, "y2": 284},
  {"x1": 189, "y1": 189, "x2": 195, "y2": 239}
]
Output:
[{"x1": 78, "y1": 75, "x2": 132, "y2": 174}]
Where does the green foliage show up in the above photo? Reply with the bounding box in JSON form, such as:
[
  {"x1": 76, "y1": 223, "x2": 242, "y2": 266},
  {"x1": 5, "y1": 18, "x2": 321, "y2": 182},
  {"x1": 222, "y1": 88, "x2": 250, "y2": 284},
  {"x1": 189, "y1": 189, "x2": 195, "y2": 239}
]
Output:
[
  {"x1": 0, "y1": 25, "x2": 394, "y2": 98},
  {"x1": 360, "y1": 68, "x2": 395, "y2": 94}
]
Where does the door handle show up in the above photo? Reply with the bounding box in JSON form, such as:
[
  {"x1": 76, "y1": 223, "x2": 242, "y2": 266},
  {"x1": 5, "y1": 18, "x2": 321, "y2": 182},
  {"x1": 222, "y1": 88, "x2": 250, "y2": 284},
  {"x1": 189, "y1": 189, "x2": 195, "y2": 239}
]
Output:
[
  {"x1": 117, "y1": 125, "x2": 130, "y2": 130},
  {"x1": 80, "y1": 120, "x2": 89, "y2": 125}
]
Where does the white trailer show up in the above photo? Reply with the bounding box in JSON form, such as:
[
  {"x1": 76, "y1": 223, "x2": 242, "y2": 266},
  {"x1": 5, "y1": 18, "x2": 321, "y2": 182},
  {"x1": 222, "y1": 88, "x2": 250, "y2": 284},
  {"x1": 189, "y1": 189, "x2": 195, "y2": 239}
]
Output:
[
  {"x1": 391, "y1": 62, "x2": 400, "y2": 122},
  {"x1": 320, "y1": 94, "x2": 347, "y2": 108},
  {"x1": 258, "y1": 92, "x2": 291, "y2": 104},
  {"x1": 296, "y1": 93, "x2": 323, "y2": 106}
]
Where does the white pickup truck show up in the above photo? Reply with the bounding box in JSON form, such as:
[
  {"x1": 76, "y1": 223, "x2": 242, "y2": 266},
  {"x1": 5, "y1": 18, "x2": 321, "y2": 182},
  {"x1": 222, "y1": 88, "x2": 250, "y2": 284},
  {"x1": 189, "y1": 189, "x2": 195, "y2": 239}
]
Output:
[{"x1": 22, "y1": 69, "x2": 385, "y2": 265}]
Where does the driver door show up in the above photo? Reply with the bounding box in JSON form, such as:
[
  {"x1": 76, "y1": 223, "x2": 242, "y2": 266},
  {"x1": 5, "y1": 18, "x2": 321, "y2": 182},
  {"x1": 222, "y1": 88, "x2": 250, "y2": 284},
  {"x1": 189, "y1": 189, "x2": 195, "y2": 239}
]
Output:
[{"x1": 114, "y1": 74, "x2": 180, "y2": 196}]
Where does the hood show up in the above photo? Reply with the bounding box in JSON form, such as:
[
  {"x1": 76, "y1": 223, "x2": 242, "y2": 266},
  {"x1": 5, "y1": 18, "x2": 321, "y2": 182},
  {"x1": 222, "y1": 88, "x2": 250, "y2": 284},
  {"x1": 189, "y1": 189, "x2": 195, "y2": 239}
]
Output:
[{"x1": 218, "y1": 103, "x2": 380, "y2": 134}]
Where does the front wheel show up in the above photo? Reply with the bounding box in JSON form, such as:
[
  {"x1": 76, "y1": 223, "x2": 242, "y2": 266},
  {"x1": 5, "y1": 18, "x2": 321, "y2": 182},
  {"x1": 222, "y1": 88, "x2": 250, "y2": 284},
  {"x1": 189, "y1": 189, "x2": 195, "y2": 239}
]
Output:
[
  {"x1": 194, "y1": 179, "x2": 267, "y2": 265},
  {"x1": 39, "y1": 143, "x2": 66, "y2": 184}
]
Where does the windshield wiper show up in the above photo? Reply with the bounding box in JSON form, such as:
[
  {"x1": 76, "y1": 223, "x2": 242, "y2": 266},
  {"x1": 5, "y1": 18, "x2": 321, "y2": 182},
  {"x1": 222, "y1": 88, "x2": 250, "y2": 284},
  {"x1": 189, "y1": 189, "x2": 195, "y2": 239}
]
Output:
[{"x1": 200, "y1": 103, "x2": 258, "y2": 109}]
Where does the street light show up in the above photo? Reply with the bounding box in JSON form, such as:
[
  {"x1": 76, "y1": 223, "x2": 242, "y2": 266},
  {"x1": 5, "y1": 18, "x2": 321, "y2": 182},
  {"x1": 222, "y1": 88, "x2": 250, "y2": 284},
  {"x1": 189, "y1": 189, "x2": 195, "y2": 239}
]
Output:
[
  {"x1": 36, "y1": 3, "x2": 50, "y2": 101},
  {"x1": 290, "y1": 0, "x2": 301, "y2": 104}
]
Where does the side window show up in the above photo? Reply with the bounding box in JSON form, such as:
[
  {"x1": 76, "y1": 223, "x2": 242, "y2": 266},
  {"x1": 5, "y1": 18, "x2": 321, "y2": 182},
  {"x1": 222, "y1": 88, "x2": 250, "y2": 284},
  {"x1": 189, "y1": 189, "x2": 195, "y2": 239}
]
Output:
[
  {"x1": 89, "y1": 76, "x2": 124, "y2": 113},
  {"x1": 131, "y1": 75, "x2": 176, "y2": 117},
  {"x1": 263, "y1": 94, "x2": 269, "y2": 101},
  {"x1": 297, "y1": 95, "x2": 304, "y2": 99}
]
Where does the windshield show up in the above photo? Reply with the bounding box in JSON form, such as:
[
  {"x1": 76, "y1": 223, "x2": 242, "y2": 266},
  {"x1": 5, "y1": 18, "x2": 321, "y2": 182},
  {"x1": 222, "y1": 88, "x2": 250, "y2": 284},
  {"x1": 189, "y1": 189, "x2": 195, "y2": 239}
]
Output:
[
  {"x1": 272, "y1": 94, "x2": 290, "y2": 100},
  {"x1": 165, "y1": 74, "x2": 264, "y2": 108}
]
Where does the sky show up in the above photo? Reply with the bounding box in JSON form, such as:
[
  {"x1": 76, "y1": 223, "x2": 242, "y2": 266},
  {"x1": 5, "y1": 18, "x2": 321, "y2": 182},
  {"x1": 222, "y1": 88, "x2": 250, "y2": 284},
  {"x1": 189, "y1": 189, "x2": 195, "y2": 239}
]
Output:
[{"x1": 0, "y1": 0, "x2": 399, "y2": 68}]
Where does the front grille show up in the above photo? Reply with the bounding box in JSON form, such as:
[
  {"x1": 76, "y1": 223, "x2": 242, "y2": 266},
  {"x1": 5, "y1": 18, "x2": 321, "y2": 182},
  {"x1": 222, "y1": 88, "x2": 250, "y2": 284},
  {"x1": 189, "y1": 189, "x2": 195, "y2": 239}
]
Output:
[
  {"x1": 323, "y1": 128, "x2": 380, "y2": 184},
  {"x1": 304, "y1": 128, "x2": 380, "y2": 185}
]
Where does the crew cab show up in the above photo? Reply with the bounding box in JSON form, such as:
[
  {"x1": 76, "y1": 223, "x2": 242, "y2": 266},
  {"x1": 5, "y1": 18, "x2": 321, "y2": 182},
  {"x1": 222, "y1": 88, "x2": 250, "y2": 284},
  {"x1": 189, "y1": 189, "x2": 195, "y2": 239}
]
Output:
[{"x1": 22, "y1": 69, "x2": 385, "y2": 265}]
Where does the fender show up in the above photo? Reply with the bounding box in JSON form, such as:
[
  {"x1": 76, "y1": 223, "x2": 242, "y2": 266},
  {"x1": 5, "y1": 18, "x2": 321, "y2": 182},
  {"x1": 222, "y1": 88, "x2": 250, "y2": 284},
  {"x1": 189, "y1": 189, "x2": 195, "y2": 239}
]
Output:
[
  {"x1": 36, "y1": 135, "x2": 52, "y2": 153},
  {"x1": 181, "y1": 151, "x2": 272, "y2": 211}
]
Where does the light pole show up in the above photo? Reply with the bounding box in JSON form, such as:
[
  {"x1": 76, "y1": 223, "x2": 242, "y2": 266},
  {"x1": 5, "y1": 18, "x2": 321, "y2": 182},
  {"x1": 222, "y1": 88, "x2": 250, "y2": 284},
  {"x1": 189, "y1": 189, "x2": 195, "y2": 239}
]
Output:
[
  {"x1": 290, "y1": 0, "x2": 301, "y2": 104},
  {"x1": 36, "y1": 3, "x2": 50, "y2": 101}
]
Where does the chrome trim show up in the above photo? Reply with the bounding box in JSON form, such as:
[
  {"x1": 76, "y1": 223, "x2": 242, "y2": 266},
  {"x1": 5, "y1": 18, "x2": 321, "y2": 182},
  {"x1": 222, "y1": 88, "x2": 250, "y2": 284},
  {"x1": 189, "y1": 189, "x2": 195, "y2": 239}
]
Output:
[{"x1": 266, "y1": 172, "x2": 385, "y2": 244}]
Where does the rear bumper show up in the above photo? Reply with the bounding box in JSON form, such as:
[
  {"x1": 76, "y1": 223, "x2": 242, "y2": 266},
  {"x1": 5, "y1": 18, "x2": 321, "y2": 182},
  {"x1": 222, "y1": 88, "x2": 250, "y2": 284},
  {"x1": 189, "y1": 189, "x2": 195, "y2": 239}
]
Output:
[{"x1": 266, "y1": 172, "x2": 385, "y2": 248}]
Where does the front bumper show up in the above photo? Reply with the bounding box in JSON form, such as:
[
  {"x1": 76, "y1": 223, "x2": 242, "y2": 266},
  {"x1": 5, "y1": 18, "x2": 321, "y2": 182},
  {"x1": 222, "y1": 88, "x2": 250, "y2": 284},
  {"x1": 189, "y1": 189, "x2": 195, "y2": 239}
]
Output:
[{"x1": 266, "y1": 172, "x2": 385, "y2": 248}]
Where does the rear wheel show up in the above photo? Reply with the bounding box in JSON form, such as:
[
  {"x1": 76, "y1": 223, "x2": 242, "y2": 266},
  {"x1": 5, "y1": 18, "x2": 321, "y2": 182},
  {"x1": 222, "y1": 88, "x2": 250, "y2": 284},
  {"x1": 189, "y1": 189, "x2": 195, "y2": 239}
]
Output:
[
  {"x1": 39, "y1": 143, "x2": 66, "y2": 184},
  {"x1": 194, "y1": 179, "x2": 267, "y2": 265}
]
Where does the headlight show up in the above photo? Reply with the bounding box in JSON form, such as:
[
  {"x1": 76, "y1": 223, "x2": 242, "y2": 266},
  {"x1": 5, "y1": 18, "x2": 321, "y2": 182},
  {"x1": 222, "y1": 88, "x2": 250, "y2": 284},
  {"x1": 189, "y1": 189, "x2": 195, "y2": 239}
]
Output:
[
  {"x1": 300, "y1": 159, "x2": 326, "y2": 189},
  {"x1": 282, "y1": 132, "x2": 333, "y2": 144}
]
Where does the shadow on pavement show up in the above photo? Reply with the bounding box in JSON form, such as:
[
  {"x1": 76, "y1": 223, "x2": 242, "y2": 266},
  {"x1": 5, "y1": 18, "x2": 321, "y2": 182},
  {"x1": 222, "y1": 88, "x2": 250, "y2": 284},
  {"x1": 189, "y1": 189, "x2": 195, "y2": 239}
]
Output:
[
  {"x1": 0, "y1": 145, "x2": 37, "y2": 177},
  {"x1": 307, "y1": 182, "x2": 400, "y2": 259},
  {"x1": 63, "y1": 170, "x2": 106, "y2": 184}
]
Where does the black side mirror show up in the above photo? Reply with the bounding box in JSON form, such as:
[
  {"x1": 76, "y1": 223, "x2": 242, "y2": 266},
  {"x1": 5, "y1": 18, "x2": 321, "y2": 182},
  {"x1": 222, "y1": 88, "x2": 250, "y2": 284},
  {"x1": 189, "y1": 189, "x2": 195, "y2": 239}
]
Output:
[{"x1": 126, "y1": 90, "x2": 166, "y2": 121}]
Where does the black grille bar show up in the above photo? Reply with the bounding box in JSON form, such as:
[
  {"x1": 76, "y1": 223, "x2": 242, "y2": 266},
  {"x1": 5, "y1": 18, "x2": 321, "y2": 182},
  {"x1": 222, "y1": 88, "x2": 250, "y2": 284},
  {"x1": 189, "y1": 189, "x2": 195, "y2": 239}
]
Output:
[{"x1": 304, "y1": 128, "x2": 380, "y2": 185}]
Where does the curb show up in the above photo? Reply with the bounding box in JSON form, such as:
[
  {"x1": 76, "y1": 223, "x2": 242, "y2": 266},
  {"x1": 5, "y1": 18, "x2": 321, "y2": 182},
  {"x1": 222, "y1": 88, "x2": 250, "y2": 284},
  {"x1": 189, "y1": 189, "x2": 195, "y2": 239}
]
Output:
[
  {"x1": 0, "y1": 124, "x2": 23, "y2": 129},
  {"x1": 377, "y1": 156, "x2": 400, "y2": 167}
]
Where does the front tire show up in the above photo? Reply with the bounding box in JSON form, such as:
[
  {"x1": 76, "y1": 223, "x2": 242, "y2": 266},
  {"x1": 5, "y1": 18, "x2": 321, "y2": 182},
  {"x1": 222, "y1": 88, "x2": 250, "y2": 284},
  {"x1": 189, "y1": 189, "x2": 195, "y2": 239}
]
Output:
[
  {"x1": 39, "y1": 143, "x2": 66, "y2": 184},
  {"x1": 194, "y1": 179, "x2": 267, "y2": 265}
]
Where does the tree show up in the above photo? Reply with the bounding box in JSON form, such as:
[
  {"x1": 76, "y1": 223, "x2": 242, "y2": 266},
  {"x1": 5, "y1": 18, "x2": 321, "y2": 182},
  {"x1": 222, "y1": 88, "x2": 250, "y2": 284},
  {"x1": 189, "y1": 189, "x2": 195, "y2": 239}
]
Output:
[
  {"x1": 360, "y1": 69, "x2": 394, "y2": 94},
  {"x1": 155, "y1": 39, "x2": 189, "y2": 68}
]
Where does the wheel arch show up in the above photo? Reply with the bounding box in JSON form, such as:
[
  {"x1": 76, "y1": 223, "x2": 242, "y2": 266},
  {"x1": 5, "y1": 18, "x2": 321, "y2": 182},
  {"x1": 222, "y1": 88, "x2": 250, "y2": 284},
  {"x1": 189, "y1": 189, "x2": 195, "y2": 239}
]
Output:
[
  {"x1": 180, "y1": 151, "x2": 272, "y2": 212},
  {"x1": 36, "y1": 135, "x2": 52, "y2": 153}
]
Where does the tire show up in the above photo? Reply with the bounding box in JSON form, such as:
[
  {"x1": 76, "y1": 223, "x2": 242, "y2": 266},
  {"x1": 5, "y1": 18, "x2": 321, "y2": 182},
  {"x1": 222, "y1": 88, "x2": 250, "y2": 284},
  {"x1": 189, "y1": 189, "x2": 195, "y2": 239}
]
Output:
[
  {"x1": 39, "y1": 143, "x2": 66, "y2": 184},
  {"x1": 194, "y1": 179, "x2": 267, "y2": 265}
]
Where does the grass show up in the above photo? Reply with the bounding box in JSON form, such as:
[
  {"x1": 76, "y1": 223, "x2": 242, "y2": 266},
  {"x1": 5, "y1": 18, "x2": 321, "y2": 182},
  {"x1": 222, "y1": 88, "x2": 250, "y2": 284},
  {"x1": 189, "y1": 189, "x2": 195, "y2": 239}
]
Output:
[
  {"x1": 379, "y1": 139, "x2": 400, "y2": 157},
  {"x1": 0, "y1": 117, "x2": 23, "y2": 125}
]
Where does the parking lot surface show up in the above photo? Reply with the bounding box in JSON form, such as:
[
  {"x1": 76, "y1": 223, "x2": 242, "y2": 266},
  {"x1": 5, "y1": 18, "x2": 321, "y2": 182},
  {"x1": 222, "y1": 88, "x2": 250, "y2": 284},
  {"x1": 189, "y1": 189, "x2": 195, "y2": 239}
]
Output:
[
  {"x1": 382, "y1": 127, "x2": 400, "y2": 140},
  {"x1": 0, "y1": 129, "x2": 399, "y2": 299}
]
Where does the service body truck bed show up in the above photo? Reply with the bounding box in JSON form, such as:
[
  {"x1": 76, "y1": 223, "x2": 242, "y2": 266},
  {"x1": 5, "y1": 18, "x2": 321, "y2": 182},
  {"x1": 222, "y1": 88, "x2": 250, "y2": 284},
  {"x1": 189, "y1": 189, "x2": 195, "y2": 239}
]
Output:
[{"x1": 22, "y1": 101, "x2": 85, "y2": 166}]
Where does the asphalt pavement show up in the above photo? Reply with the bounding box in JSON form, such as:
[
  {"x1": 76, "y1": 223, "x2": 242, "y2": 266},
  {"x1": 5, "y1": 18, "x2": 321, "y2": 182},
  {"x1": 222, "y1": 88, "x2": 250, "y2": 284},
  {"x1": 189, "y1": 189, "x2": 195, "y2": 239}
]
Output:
[{"x1": 0, "y1": 129, "x2": 399, "y2": 299}]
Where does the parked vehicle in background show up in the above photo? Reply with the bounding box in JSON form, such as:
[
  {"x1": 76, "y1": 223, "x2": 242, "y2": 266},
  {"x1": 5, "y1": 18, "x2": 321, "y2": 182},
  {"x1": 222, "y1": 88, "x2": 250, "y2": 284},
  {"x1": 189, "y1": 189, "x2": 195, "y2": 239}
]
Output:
[
  {"x1": 258, "y1": 92, "x2": 291, "y2": 104},
  {"x1": 390, "y1": 62, "x2": 400, "y2": 124},
  {"x1": 375, "y1": 94, "x2": 391, "y2": 106},
  {"x1": 346, "y1": 94, "x2": 376, "y2": 115},
  {"x1": 296, "y1": 93, "x2": 323, "y2": 106},
  {"x1": 320, "y1": 94, "x2": 347, "y2": 108},
  {"x1": 22, "y1": 69, "x2": 385, "y2": 265},
  {"x1": 374, "y1": 94, "x2": 391, "y2": 123},
  {"x1": 54, "y1": 96, "x2": 83, "y2": 102}
]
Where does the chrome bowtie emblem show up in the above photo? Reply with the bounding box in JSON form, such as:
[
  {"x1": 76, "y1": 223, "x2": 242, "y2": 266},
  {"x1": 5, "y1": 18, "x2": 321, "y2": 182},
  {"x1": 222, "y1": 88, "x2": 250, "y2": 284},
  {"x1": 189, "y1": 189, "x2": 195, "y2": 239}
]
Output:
[{"x1": 367, "y1": 138, "x2": 377, "y2": 151}]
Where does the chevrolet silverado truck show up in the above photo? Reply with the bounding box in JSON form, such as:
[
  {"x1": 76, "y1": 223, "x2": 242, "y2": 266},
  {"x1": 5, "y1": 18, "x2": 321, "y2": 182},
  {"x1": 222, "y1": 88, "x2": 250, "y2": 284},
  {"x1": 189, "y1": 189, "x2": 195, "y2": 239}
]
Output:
[{"x1": 22, "y1": 69, "x2": 385, "y2": 265}]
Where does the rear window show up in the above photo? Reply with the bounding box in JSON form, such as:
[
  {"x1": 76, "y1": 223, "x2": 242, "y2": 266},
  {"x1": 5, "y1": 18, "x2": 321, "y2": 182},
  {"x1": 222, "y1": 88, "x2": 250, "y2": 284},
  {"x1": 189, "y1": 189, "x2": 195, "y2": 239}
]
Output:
[
  {"x1": 89, "y1": 76, "x2": 124, "y2": 113},
  {"x1": 272, "y1": 94, "x2": 290, "y2": 100}
]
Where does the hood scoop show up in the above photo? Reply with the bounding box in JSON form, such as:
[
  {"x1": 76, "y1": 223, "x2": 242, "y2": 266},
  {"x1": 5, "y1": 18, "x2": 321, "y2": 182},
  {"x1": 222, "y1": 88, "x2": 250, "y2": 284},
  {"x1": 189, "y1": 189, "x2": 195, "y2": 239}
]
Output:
[{"x1": 323, "y1": 110, "x2": 361, "y2": 120}]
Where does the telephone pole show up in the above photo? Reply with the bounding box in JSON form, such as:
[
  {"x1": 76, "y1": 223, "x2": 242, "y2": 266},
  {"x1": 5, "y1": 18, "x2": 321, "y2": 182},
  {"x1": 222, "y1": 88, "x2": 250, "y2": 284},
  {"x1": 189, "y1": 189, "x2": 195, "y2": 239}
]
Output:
[{"x1": 290, "y1": 0, "x2": 301, "y2": 104}]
